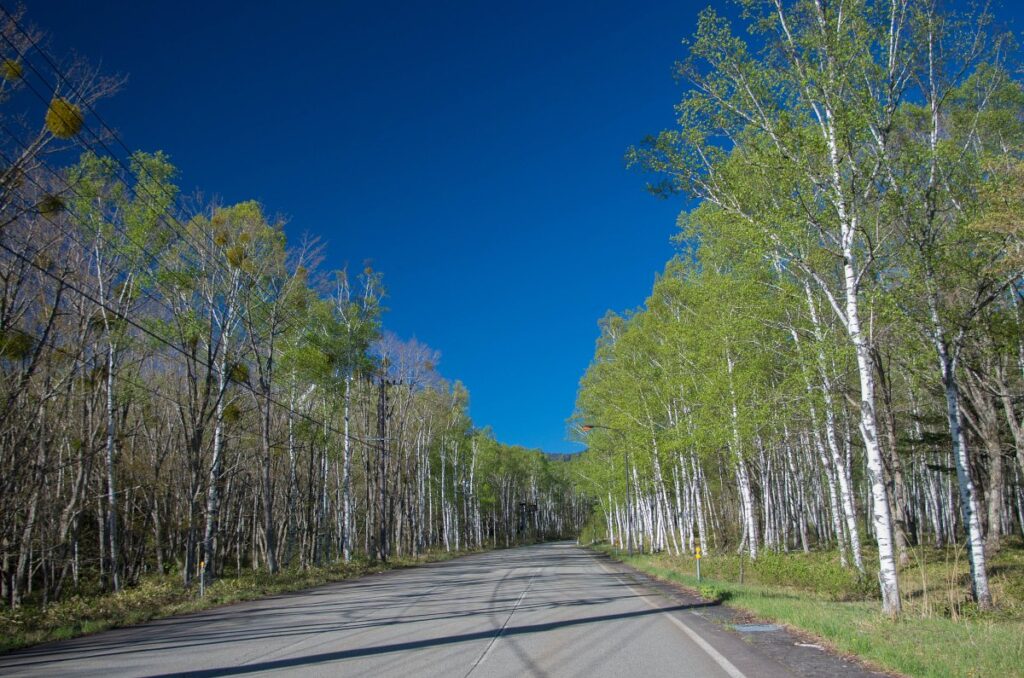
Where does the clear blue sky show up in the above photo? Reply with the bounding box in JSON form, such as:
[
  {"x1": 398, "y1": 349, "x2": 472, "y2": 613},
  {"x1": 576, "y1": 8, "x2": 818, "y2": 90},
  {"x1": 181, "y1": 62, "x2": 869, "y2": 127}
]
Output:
[
  {"x1": 25, "y1": 3, "x2": 746, "y2": 451},
  {"x1": 28, "y1": 1, "x2": 1024, "y2": 453}
]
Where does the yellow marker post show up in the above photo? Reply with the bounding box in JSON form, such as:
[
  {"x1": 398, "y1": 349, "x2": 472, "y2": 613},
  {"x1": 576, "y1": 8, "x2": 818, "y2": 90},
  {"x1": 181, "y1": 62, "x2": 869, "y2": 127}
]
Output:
[{"x1": 695, "y1": 547, "x2": 702, "y2": 582}]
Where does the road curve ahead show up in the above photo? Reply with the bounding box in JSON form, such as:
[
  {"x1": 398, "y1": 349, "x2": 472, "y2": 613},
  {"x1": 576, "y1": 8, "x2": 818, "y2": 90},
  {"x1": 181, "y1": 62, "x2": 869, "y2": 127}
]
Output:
[{"x1": 0, "y1": 543, "x2": 873, "y2": 677}]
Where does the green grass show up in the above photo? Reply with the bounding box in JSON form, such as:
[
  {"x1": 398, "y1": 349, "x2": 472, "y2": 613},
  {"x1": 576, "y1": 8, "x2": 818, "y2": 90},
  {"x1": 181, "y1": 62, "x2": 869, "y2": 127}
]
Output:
[
  {"x1": 598, "y1": 541, "x2": 1024, "y2": 678},
  {"x1": 0, "y1": 550, "x2": 472, "y2": 654}
]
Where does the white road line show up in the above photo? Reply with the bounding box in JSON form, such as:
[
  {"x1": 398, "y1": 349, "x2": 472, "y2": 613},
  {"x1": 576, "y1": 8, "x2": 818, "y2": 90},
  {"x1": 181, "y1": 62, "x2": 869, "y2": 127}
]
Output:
[{"x1": 596, "y1": 560, "x2": 746, "y2": 678}]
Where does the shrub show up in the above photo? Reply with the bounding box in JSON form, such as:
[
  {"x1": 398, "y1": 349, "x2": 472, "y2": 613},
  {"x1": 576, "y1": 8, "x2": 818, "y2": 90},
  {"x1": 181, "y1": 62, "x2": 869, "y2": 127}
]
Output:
[
  {"x1": 750, "y1": 551, "x2": 876, "y2": 601},
  {"x1": 698, "y1": 584, "x2": 728, "y2": 602}
]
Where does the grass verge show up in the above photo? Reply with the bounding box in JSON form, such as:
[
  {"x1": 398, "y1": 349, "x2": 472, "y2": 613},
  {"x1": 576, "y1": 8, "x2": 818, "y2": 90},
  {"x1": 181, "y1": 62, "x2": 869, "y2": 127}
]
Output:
[
  {"x1": 597, "y1": 543, "x2": 1024, "y2": 678},
  {"x1": 0, "y1": 549, "x2": 472, "y2": 654}
]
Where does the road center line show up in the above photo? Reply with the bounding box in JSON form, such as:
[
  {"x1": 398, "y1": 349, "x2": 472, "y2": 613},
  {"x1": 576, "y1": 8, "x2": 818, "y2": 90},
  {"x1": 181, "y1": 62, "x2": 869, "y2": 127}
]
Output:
[
  {"x1": 596, "y1": 559, "x2": 747, "y2": 678},
  {"x1": 464, "y1": 566, "x2": 540, "y2": 677}
]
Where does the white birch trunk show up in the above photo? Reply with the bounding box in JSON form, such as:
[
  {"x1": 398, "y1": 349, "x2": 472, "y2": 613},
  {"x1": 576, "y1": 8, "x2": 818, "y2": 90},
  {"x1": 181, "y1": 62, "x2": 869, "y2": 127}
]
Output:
[
  {"x1": 726, "y1": 351, "x2": 758, "y2": 559},
  {"x1": 805, "y1": 284, "x2": 864, "y2": 571},
  {"x1": 934, "y1": 336, "x2": 992, "y2": 608},
  {"x1": 842, "y1": 226, "x2": 900, "y2": 613}
]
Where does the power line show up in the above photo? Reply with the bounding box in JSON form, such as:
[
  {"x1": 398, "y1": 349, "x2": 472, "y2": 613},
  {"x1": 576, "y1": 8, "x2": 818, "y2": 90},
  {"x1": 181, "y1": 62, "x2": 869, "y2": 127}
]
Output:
[
  {"x1": 0, "y1": 166, "x2": 378, "y2": 456},
  {"x1": 2, "y1": 334, "x2": 328, "y2": 501},
  {"x1": 0, "y1": 24, "x2": 211, "y2": 291},
  {"x1": 0, "y1": 142, "x2": 248, "y2": 397},
  {"x1": 2, "y1": 322, "x2": 301, "y2": 456},
  {"x1": 0, "y1": 115, "x2": 310, "y2": 387},
  {"x1": 0, "y1": 11, "x2": 327, "y2": 343},
  {"x1": 0, "y1": 127, "x2": 296, "y2": 377},
  {"x1": 0, "y1": 224, "x2": 379, "y2": 449},
  {"x1": 0, "y1": 7, "x2": 387, "y2": 447},
  {"x1": 0, "y1": 142, "x2": 191, "y2": 311}
]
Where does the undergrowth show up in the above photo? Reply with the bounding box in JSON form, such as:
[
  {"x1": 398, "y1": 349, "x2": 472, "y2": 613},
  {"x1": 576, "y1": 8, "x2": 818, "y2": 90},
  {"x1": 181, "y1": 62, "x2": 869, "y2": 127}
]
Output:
[{"x1": 597, "y1": 539, "x2": 1024, "y2": 678}]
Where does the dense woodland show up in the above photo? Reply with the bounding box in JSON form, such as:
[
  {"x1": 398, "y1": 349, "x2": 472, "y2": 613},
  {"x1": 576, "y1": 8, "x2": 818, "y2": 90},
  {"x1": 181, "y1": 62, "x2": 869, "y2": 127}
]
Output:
[
  {"x1": 4, "y1": 0, "x2": 1024, "y2": 624},
  {"x1": 573, "y1": 0, "x2": 1024, "y2": 615},
  {"x1": 0, "y1": 7, "x2": 586, "y2": 609}
]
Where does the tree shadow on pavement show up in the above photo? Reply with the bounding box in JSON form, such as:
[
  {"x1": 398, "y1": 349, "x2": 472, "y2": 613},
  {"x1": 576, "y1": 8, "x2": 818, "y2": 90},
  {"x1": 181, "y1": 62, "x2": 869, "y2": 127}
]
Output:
[{"x1": 147, "y1": 600, "x2": 717, "y2": 678}]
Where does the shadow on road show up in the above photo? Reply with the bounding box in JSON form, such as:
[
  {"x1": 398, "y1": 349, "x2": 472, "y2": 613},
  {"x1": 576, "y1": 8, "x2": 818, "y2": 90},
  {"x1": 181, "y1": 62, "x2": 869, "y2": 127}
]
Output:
[
  {"x1": 150, "y1": 601, "x2": 715, "y2": 677},
  {"x1": 0, "y1": 544, "x2": 721, "y2": 677}
]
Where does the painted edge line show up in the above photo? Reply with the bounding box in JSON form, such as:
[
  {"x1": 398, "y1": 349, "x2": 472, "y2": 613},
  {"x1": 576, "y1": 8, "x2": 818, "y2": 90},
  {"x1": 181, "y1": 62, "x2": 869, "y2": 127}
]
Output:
[{"x1": 595, "y1": 559, "x2": 746, "y2": 678}]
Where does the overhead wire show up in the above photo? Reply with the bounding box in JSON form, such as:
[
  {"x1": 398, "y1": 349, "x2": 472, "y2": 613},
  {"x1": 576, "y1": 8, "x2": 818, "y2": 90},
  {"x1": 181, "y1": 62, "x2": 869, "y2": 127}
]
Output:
[
  {"x1": 0, "y1": 9, "x2": 388, "y2": 448},
  {"x1": 2, "y1": 322, "x2": 301, "y2": 478},
  {"x1": 0, "y1": 212, "x2": 380, "y2": 449},
  {"x1": 0, "y1": 8, "x2": 333, "y2": 344}
]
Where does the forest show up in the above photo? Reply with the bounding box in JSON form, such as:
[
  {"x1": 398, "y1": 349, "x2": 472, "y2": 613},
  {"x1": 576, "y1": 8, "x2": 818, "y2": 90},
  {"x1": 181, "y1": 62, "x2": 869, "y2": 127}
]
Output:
[
  {"x1": 572, "y1": 0, "x2": 1024, "y2": 617},
  {"x1": 0, "y1": 6, "x2": 586, "y2": 610},
  {"x1": 4, "y1": 0, "x2": 1024, "y2": 642}
]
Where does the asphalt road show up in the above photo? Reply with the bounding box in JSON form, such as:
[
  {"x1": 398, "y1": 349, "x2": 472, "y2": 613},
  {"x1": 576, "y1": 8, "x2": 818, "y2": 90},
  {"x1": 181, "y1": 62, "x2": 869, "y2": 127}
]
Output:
[{"x1": 0, "y1": 543, "x2": 876, "y2": 677}]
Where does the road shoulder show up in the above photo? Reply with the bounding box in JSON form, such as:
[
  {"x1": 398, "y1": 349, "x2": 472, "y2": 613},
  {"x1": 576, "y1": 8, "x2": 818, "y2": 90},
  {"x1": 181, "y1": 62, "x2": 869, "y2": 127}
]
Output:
[{"x1": 584, "y1": 547, "x2": 898, "y2": 678}]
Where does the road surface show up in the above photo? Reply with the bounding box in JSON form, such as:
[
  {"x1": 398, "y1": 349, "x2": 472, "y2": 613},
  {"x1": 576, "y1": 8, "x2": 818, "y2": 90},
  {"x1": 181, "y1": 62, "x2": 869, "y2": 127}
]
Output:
[{"x1": 0, "y1": 543, "x2": 876, "y2": 677}]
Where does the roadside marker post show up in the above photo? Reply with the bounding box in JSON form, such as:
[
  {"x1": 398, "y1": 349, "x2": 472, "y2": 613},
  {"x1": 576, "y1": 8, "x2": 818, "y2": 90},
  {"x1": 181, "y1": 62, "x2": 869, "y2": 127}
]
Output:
[
  {"x1": 200, "y1": 560, "x2": 206, "y2": 597},
  {"x1": 695, "y1": 547, "x2": 702, "y2": 582}
]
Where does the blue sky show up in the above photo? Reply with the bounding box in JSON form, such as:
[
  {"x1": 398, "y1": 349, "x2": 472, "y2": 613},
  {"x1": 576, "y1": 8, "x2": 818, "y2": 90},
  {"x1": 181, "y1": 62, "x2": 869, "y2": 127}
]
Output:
[
  {"x1": 26, "y1": 1, "x2": 855, "y2": 452},
  {"x1": 28, "y1": 0, "x2": 712, "y2": 453}
]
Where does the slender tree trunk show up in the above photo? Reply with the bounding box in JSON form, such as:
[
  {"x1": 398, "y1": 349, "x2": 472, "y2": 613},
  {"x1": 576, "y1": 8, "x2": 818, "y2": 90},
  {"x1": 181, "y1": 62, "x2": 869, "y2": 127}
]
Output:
[
  {"x1": 284, "y1": 395, "x2": 297, "y2": 566},
  {"x1": 842, "y1": 229, "x2": 900, "y2": 613},
  {"x1": 202, "y1": 338, "x2": 229, "y2": 584},
  {"x1": 805, "y1": 284, "x2": 864, "y2": 571},
  {"x1": 261, "y1": 375, "x2": 279, "y2": 573},
  {"x1": 934, "y1": 344, "x2": 992, "y2": 608},
  {"x1": 103, "y1": 343, "x2": 120, "y2": 592},
  {"x1": 726, "y1": 350, "x2": 757, "y2": 559},
  {"x1": 874, "y1": 348, "x2": 911, "y2": 565}
]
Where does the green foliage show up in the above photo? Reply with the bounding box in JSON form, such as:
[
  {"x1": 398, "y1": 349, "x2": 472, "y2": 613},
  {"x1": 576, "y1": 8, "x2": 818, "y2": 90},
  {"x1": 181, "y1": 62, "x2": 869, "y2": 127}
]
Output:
[
  {"x1": 227, "y1": 362, "x2": 250, "y2": 384},
  {"x1": 225, "y1": 245, "x2": 246, "y2": 268},
  {"x1": 697, "y1": 584, "x2": 728, "y2": 602},
  {"x1": 573, "y1": 253, "x2": 798, "y2": 513},
  {"x1": 222, "y1": 401, "x2": 242, "y2": 424},
  {"x1": 66, "y1": 151, "x2": 179, "y2": 277},
  {"x1": 748, "y1": 552, "x2": 876, "y2": 602}
]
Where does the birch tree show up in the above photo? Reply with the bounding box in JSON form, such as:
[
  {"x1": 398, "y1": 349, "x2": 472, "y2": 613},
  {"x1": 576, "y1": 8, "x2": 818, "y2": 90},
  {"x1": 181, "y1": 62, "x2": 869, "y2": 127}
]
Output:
[{"x1": 629, "y1": 0, "x2": 951, "y2": 615}]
